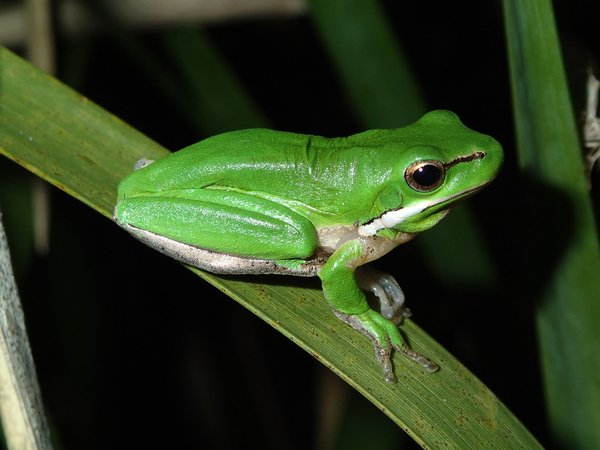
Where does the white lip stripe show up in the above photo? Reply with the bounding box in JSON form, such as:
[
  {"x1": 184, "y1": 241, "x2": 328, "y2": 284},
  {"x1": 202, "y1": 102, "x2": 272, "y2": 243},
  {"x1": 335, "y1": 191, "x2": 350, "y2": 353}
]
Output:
[
  {"x1": 358, "y1": 193, "x2": 461, "y2": 237},
  {"x1": 380, "y1": 202, "x2": 428, "y2": 227},
  {"x1": 358, "y1": 219, "x2": 384, "y2": 236},
  {"x1": 359, "y1": 201, "x2": 430, "y2": 236}
]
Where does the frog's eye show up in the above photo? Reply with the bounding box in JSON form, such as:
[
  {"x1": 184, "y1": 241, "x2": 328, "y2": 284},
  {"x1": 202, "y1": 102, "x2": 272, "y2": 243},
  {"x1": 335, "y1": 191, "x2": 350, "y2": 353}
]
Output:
[{"x1": 405, "y1": 160, "x2": 445, "y2": 192}]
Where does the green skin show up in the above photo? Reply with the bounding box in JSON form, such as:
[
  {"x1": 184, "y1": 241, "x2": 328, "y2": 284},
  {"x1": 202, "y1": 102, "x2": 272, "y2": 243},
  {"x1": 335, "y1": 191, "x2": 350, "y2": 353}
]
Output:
[{"x1": 114, "y1": 110, "x2": 503, "y2": 382}]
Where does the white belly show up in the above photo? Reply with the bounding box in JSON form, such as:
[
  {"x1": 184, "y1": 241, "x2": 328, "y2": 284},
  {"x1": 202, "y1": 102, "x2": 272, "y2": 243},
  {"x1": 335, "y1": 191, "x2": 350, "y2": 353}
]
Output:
[{"x1": 317, "y1": 225, "x2": 415, "y2": 267}]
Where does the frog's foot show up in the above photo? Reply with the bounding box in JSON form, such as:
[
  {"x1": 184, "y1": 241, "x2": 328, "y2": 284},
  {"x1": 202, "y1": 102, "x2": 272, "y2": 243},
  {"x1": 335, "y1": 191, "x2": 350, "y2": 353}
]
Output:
[
  {"x1": 355, "y1": 267, "x2": 411, "y2": 324},
  {"x1": 333, "y1": 309, "x2": 439, "y2": 383}
]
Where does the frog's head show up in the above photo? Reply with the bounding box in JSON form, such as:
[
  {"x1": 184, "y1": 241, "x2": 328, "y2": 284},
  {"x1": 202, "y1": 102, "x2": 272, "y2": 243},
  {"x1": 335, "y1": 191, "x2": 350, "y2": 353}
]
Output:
[{"x1": 360, "y1": 110, "x2": 503, "y2": 236}]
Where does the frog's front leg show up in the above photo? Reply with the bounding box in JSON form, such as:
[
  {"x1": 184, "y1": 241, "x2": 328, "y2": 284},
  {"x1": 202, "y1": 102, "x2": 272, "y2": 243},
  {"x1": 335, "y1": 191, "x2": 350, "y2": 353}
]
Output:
[{"x1": 318, "y1": 239, "x2": 438, "y2": 382}]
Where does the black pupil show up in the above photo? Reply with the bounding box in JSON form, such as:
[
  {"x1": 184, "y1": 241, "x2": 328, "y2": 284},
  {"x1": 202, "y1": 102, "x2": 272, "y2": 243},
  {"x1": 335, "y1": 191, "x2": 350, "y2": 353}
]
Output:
[{"x1": 413, "y1": 164, "x2": 442, "y2": 187}]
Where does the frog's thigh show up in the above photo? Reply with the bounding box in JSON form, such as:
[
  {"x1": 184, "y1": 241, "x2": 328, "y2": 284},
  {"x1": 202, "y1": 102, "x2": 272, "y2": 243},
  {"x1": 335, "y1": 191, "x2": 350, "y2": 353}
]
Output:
[{"x1": 116, "y1": 189, "x2": 318, "y2": 260}]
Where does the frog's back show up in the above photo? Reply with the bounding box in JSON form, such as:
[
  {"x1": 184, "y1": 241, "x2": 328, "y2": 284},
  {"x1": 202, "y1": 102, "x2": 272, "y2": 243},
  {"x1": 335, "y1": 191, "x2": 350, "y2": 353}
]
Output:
[
  {"x1": 119, "y1": 129, "x2": 342, "y2": 196},
  {"x1": 117, "y1": 127, "x2": 398, "y2": 229}
]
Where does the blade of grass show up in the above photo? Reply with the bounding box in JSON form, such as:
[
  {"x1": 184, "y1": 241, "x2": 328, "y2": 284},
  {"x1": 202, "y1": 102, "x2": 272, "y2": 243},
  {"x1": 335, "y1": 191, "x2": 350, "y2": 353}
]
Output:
[
  {"x1": 306, "y1": 0, "x2": 423, "y2": 130},
  {"x1": 0, "y1": 212, "x2": 52, "y2": 449},
  {"x1": 504, "y1": 1, "x2": 600, "y2": 447},
  {"x1": 0, "y1": 46, "x2": 542, "y2": 448}
]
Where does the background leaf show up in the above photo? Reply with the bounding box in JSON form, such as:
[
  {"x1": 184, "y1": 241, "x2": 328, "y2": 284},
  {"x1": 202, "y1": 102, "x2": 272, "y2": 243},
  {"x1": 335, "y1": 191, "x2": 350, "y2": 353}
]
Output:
[{"x1": 504, "y1": 0, "x2": 600, "y2": 447}]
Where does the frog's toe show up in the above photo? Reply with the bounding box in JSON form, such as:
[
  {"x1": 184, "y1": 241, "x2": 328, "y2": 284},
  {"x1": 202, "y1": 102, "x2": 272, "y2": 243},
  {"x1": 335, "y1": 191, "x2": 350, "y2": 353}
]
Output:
[
  {"x1": 377, "y1": 273, "x2": 412, "y2": 321},
  {"x1": 396, "y1": 347, "x2": 440, "y2": 373},
  {"x1": 376, "y1": 348, "x2": 396, "y2": 383},
  {"x1": 366, "y1": 314, "x2": 398, "y2": 382}
]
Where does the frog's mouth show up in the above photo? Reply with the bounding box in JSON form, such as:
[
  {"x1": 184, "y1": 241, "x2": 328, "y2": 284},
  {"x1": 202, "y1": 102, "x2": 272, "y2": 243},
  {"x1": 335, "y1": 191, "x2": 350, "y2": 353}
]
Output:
[{"x1": 358, "y1": 180, "x2": 490, "y2": 237}]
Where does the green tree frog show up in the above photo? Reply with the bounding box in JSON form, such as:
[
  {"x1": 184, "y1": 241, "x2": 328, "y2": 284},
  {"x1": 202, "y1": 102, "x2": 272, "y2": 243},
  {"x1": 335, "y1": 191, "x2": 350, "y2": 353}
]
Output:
[{"x1": 114, "y1": 110, "x2": 503, "y2": 382}]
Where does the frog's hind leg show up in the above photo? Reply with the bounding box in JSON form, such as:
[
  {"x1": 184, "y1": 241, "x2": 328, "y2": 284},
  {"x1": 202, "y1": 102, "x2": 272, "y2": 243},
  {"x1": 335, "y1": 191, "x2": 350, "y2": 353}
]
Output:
[
  {"x1": 115, "y1": 188, "x2": 318, "y2": 263},
  {"x1": 355, "y1": 266, "x2": 412, "y2": 324}
]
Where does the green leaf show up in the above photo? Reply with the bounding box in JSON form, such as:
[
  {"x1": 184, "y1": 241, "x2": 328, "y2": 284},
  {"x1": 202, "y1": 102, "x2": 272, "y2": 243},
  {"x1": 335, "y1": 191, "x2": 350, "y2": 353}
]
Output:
[
  {"x1": 504, "y1": 0, "x2": 600, "y2": 447},
  {"x1": 0, "y1": 46, "x2": 541, "y2": 448}
]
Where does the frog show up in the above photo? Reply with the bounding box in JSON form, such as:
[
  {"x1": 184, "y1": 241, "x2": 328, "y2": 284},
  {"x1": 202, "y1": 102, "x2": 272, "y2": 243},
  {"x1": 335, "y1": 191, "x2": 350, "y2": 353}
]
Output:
[{"x1": 114, "y1": 110, "x2": 503, "y2": 382}]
